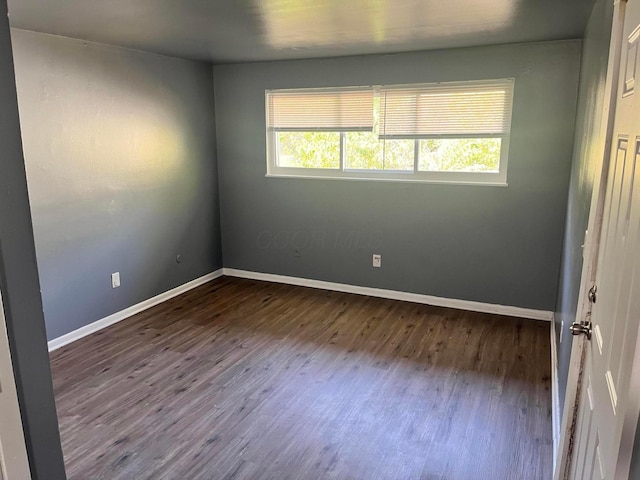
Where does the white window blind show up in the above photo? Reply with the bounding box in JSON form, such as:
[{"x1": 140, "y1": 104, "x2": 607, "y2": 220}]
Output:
[
  {"x1": 266, "y1": 87, "x2": 374, "y2": 131},
  {"x1": 378, "y1": 79, "x2": 514, "y2": 138}
]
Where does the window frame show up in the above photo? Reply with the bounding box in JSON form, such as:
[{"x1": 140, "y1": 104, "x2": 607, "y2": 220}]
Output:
[{"x1": 265, "y1": 79, "x2": 514, "y2": 186}]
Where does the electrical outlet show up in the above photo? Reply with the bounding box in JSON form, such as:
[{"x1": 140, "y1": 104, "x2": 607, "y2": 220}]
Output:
[
  {"x1": 111, "y1": 272, "x2": 121, "y2": 289},
  {"x1": 373, "y1": 254, "x2": 382, "y2": 268}
]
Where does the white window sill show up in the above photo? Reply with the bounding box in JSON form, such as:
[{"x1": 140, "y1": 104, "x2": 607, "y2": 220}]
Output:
[{"x1": 265, "y1": 173, "x2": 508, "y2": 187}]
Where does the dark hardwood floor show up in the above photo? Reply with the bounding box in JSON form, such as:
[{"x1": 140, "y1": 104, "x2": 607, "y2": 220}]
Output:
[{"x1": 50, "y1": 277, "x2": 552, "y2": 480}]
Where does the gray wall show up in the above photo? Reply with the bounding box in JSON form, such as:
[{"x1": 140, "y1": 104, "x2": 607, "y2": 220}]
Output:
[
  {"x1": 554, "y1": 0, "x2": 614, "y2": 415},
  {"x1": 0, "y1": 5, "x2": 65, "y2": 479},
  {"x1": 214, "y1": 41, "x2": 581, "y2": 311},
  {"x1": 11, "y1": 29, "x2": 222, "y2": 341}
]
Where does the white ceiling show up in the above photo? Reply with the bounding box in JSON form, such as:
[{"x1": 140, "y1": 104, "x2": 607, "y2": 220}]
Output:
[{"x1": 7, "y1": 0, "x2": 596, "y2": 63}]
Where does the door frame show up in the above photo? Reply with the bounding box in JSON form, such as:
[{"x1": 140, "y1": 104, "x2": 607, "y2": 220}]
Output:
[
  {"x1": 0, "y1": 291, "x2": 31, "y2": 480},
  {"x1": 554, "y1": 0, "x2": 634, "y2": 477}
]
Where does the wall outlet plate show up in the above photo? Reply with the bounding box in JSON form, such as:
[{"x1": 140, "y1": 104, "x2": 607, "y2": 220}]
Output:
[
  {"x1": 373, "y1": 254, "x2": 382, "y2": 268},
  {"x1": 111, "y1": 272, "x2": 121, "y2": 288}
]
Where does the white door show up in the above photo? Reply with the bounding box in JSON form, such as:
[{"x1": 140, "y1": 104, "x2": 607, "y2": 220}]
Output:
[
  {"x1": 0, "y1": 291, "x2": 31, "y2": 480},
  {"x1": 567, "y1": 1, "x2": 640, "y2": 477}
]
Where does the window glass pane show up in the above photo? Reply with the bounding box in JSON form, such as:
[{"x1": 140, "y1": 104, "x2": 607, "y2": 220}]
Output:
[
  {"x1": 276, "y1": 132, "x2": 340, "y2": 168},
  {"x1": 383, "y1": 138, "x2": 415, "y2": 171},
  {"x1": 344, "y1": 132, "x2": 414, "y2": 171},
  {"x1": 418, "y1": 138, "x2": 501, "y2": 172},
  {"x1": 344, "y1": 131, "x2": 383, "y2": 170}
]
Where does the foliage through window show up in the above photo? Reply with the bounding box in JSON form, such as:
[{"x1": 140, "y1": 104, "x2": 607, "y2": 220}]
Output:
[{"x1": 266, "y1": 79, "x2": 514, "y2": 184}]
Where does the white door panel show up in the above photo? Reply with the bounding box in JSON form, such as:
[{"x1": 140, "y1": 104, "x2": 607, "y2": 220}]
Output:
[{"x1": 569, "y1": 1, "x2": 640, "y2": 478}]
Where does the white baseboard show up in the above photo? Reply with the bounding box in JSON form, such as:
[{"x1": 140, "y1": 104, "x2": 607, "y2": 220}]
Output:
[
  {"x1": 222, "y1": 268, "x2": 554, "y2": 321},
  {"x1": 47, "y1": 269, "x2": 224, "y2": 352},
  {"x1": 550, "y1": 317, "x2": 561, "y2": 472},
  {"x1": 48, "y1": 267, "x2": 553, "y2": 352}
]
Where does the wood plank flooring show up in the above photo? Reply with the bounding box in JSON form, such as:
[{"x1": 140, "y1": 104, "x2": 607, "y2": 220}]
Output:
[{"x1": 50, "y1": 277, "x2": 552, "y2": 480}]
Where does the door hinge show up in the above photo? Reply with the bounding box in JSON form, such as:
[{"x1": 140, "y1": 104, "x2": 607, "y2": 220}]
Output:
[{"x1": 588, "y1": 284, "x2": 597, "y2": 304}]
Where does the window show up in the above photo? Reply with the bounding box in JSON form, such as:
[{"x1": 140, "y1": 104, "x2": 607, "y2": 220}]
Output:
[{"x1": 265, "y1": 79, "x2": 514, "y2": 185}]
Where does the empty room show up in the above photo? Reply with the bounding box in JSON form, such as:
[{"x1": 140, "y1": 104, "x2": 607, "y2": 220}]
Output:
[{"x1": 2, "y1": 0, "x2": 640, "y2": 479}]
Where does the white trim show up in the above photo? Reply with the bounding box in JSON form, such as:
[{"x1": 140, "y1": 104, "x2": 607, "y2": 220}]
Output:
[
  {"x1": 0, "y1": 291, "x2": 32, "y2": 479},
  {"x1": 265, "y1": 173, "x2": 508, "y2": 187},
  {"x1": 551, "y1": 317, "x2": 561, "y2": 472},
  {"x1": 47, "y1": 269, "x2": 224, "y2": 352},
  {"x1": 48, "y1": 266, "x2": 553, "y2": 352},
  {"x1": 222, "y1": 268, "x2": 553, "y2": 321}
]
